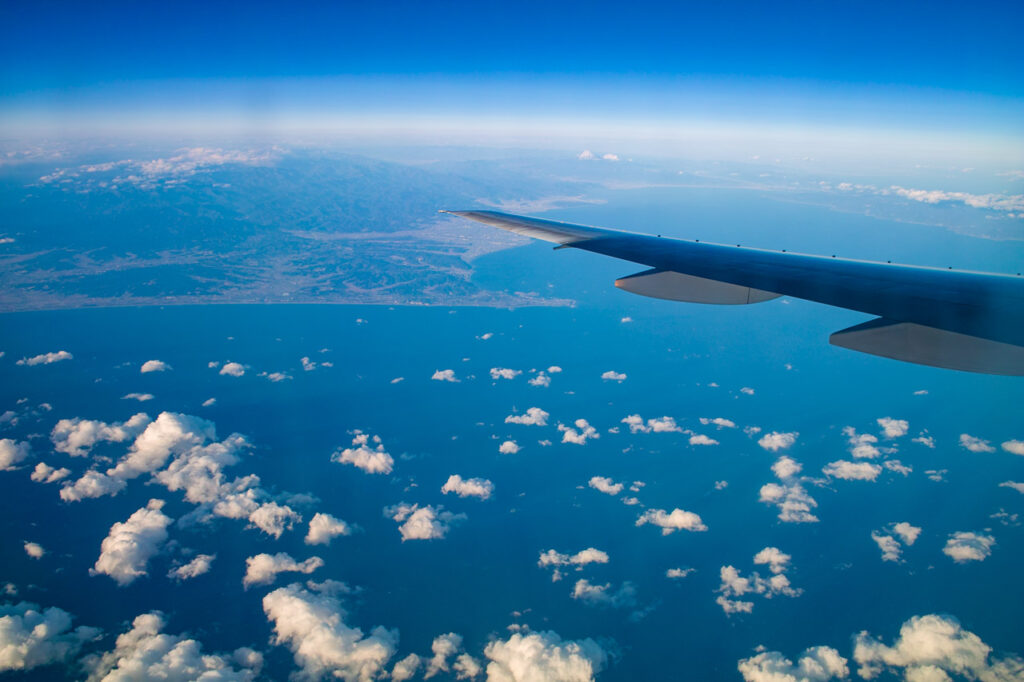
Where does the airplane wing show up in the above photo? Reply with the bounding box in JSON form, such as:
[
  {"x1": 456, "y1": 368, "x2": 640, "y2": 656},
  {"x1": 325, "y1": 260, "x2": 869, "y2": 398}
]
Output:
[{"x1": 442, "y1": 209, "x2": 1024, "y2": 375}]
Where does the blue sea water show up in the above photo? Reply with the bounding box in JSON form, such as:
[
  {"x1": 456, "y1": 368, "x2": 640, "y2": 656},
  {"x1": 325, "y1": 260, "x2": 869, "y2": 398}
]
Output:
[{"x1": 1, "y1": 187, "x2": 1023, "y2": 680}]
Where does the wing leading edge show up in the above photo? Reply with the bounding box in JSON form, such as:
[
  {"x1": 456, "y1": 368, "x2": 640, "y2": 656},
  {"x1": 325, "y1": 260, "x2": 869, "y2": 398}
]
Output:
[{"x1": 442, "y1": 210, "x2": 1024, "y2": 375}]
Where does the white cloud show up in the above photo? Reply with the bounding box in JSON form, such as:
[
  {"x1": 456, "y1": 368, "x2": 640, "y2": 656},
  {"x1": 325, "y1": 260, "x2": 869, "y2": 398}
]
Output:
[
  {"x1": 90, "y1": 499, "x2": 172, "y2": 586},
  {"x1": 892, "y1": 522, "x2": 922, "y2": 546},
  {"x1": 505, "y1": 408, "x2": 549, "y2": 426},
  {"x1": 331, "y1": 431, "x2": 394, "y2": 475},
  {"x1": 559, "y1": 419, "x2": 599, "y2": 445},
  {"x1": 912, "y1": 435, "x2": 935, "y2": 449},
  {"x1": 477, "y1": 332, "x2": 494, "y2": 340},
  {"x1": 822, "y1": 460, "x2": 883, "y2": 481},
  {"x1": 202, "y1": 398, "x2": 216, "y2": 407},
  {"x1": 1001, "y1": 440, "x2": 1024, "y2": 456},
  {"x1": 853, "y1": 614, "x2": 1024, "y2": 681},
  {"x1": 588, "y1": 476, "x2": 623, "y2": 495},
  {"x1": 760, "y1": 458, "x2": 819, "y2": 524},
  {"x1": 877, "y1": 418, "x2": 909, "y2": 438},
  {"x1": 484, "y1": 630, "x2": 606, "y2": 682},
  {"x1": 758, "y1": 432, "x2": 798, "y2": 452},
  {"x1": 17, "y1": 350, "x2": 72, "y2": 366},
  {"x1": 548, "y1": 366, "x2": 563, "y2": 373},
  {"x1": 432, "y1": 369, "x2": 459, "y2": 382},
  {"x1": 666, "y1": 567, "x2": 695, "y2": 579},
  {"x1": 871, "y1": 522, "x2": 920, "y2": 563},
  {"x1": 740, "y1": 387, "x2": 755, "y2": 396},
  {"x1": 577, "y1": 150, "x2": 596, "y2": 160},
  {"x1": 959, "y1": 434, "x2": 995, "y2": 453},
  {"x1": 636, "y1": 508, "x2": 707, "y2": 534},
  {"x1": 622, "y1": 414, "x2": 682, "y2": 434},
  {"x1": 689, "y1": 434, "x2": 719, "y2": 446},
  {"x1": 219, "y1": 362, "x2": 245, "y2": 377},
  {"x1": 109, "y1": 412, "x2": 211, "y2": 481},
  {"x1": 738, "y1": 645, "x2": 848, "y2": 682},
  {"x1": 59, "y1": 470, "x2": 127, "y2": 502},
  {"x1": 30, "y1": 462, "x2": 70, "y2": 483},
  {"x1": 528, "y1": 372, "x2": 551, "y2": 387},
  {"x1": 571, "y1": 579, "x2": 636, "y2": 608},
  {"x1": 263, "y1": 582, "x2": 397, "y2": 682},
  {"x1": 1000, "y1": 481, "x2": 1024, "y2": 494},
  {"x1": 384, "y1": 503, "x2": 465, "y2": 541},
  {"x1": 771, "y1": 456, "x2": 802, "y2": 480},
  {"x1": 51, "y1": 413, "x2": 151, "y2": 457},
  {"x1": 842, "y1": 427, "x2": 881, "y2": 459},
  {"x1": 601, "y1": 370, "x2": 627, "y2": 382},
  {"x1": 872, "y1": 533, "x2": 903, "y2": 562},
  {"x1": 942, "y1": 532, "x2": 995, "y2": 563},
  {"x1": 700, "y1": 417, "x2": 737, "y2": 429},
  {"x1": 499, "y1": 440, "x2": 521, "y2": 454},
  {"x1": 454, "y1": 653, "x2": 482, "y2": 679},
  {"x1": 244, "y1": 552, "x2": 324, "y2": 588},
  {"x1": 24, "y1": 541, "x2": 45, "y2": 559},
  {"x1": 0, "y1": 602, "x2": 99, "y2": 673},
  {"x1": 442, "y1": 474, "x2": 494, "y2": 500},
  {"x1": 121, "y1": 393, "x2": 154, "y2": 402},
  {"x1": 392, "y1": 654, "x2": 421, "y2": 681},
  {"x1": 890, "y1": 185, "x2": 1024, "y2": 212},
  {"x1": 602, "y1": 153, "x2": 619, "y2": 161},
  {"x1": 247, "y1": 501, "x2": 302, "y2": 539},
  {"x1": 717, "y1": 548, "x2": 801, "y2": 614},
  {"x1": 426, "y1": 632, "x2": 463, "y2": 678},
  {"x1": 168, "y1": 554, "x2": 215, "y2": 581},
  {"x1": 260, "y1": 371, "x2": 293, "y2": 382},
  {"x1": 83, "y1": 611, "x2": 261, "y2": 681},
  {"x1": 620, "y1": 316, "x2": 633, "y2": 323},
  {"x1": 305, "y1": 513, "x2": 353, "y2": 545},
  {"x1": 0, "y1": 439, "x2": 30, "y2": 470},
  {"x1": 301, "y1": 356, "x2": 317, "y2": 371},
  {"x1": 490, "y1": 368, "x2": 521, "y2": 381},
  {"x1": 140, "y1": 360, "x2": 170, "y2": 373},
  {"x1": 538, "y1": 548, "x2": 610, "y2": 582},
  {"x1": 884, "y1": 460, "x2": 912, "y2": 476}
]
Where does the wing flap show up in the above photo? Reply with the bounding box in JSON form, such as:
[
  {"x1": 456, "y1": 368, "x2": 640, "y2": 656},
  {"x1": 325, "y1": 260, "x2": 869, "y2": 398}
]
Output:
[
  {"x1": 616, "y1": 268, "x2": 781, "y2": 304},
  {"x1": 830, "y1": 318, "x2": 1024, "y2": 375}
]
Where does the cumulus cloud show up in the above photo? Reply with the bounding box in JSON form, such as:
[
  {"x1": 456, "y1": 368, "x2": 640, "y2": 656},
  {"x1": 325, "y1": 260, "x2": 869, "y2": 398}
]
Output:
[
  {"x1": 331, "y1": 431, "x2": 394, "y2": 475},
  {"x1": 140, "y1": 360, "x2": 170, "y2": 373},
  {"x1": 890, "y1": 185, "x2": 1024, "y2": 212},
  {"x1": 219, "y1": 362, "x2": 246, "y2": 377},
  {"x1": 538, "y1": 548, "x2": 610, "y2": 581},
  {"x1": 871, "y1": 522, "x2": 921, "y2": 562},
  {"x1": 758, "y1": 432, "x2": 798, "y2": 452},
  {"x1": 877, "y1": 417, "x2": 909, "y2": 438},
  {"x1": 0, "y1": 439, "x2": 30, "y2": 471},
  {"x1": 740, "y1": 387, "x2": 755, "y2": 395},
  {"x1": 51, "y1": 413, "x2": 151, "y2": 457},
  {"x1": 636, "y1": 508, "x2": 707, "y2": 534},
  {"x1": 30, "y1": 462, "x2": 70, "y2": 483},
  {"x1": 588, "y1": 476, "x2": 623, "y2": 495},
  {"x1": 432, "y1": 369, "x2": 459, "y2": 382},
  {"x1": 490, "y1": 368, "x2": 522, "y2": 381},
  {"x1": 0, "y1": 601, "x2": 100, "y2": 672},
  {"x1": 621, "y1": 414, "x2": 682, "y2": 434},
  {"x1": 247, "y1": 501, "x2": 302, "y2": 539},
  {"x1": 499, "y1": 440, "x2": 521, "y2": 454},
  {"x1": 454, "y1": 653, "x2": 482, "y2": 679},
  {"x1": 822, "y1": 460, "x2": 883, "y2": 481},
  {"x1": 244, "y1": 552, "x2": 324, "y2": 588},
  {"x1": 108, "y1": 412, "x2": 212, "y2": 481},
  {"x1": 738, "y1": 645, "x2": 848, "y2": 682},
  {"x1": 90, "y1": 499, "x2": 173, "y2": 586},
  {"x1": 601, "y1": 370, "x2": 627, "y2": 382},
  {"x1": 1001, "y1": 440, "x2": 1024, "y2": 456},
  {"x1": 760, "y1": 456, "x2": 818, "y2": 523},
  {"x1": 23, "y1": 542, "x2": 45, "y2": 559},
  {"x1": 689, "y1": 434, "x2": 719, "y2": 446},
  {"x1": 959, "y1": 434, "x2": 995, "y2": 453},
  {"x1": 83, "y1": 611, "x2": 261, "y2": 681},
  {"x1": 484, "y1": 630, "x2": 607, "y2": 682},
  {"x1": 528, "y1": 373, "x2": 551, "y2": 387},
  {"x1": 59, "y1": 470, "x2": 128, "y2": 502},
  {"x1": 392, "y1": 654, "x2": 421, "y2": 681},
  {"x1": 666, "y1": 567, "x2": 696, "y2": 579},
  {"x1": 571, "y1": 579, "x2": 636, "y2": 608},
  {"x1": 305, "y1": 513, "x2": 353, "y2": 545},
  {"x1": 260, "y1": 371, "x2": 293, "y2": 383},
  {"x1": 559, "y1": 419, "x2": 599, "y2": 445},
  {"x1": 442, "y1": 475, "x2": 494, "y2": 500},
  {"x1": 168, "y1": 554, "x2": 215, "y2": 581},
  {"x1": 842, "y1": 427, "x2": 881, "y2": 459},
  {"x1": 121, "y1": 393, "x2": 154, "y2": 402},
  {"x1": 700, "y1": 417, "x2": 737, "y2": 429},
  {"x1": 942, "y1": 532, "x2": 995, "y2": 563},
  {"x1": 425, "y1": 632, "x2": 463, "y2": 678},
  {"x1": 505, "y1": 408, "x2": 549, "y2": 426},
  {"x1": 263, "y1": 582, "x2": 397, "y2": 682},
  {"x1": 717, "y1": 547, "x2": 801, "y2": 614},
  {"x1": 384, "y1": 503, "x2": 465, "y2": 541},
  {"x1": 577, "y1": 150, "x2": 596, "y2": 160},
  {"x1": 853, "y1": 613, "x2": 1024, "y2": 681},
  {"x1": 17, "y1": 351, "x2": 72, "y2": 366},
  {"x1": 1000, "y1": 481, "x2": 1024, "y2": 494}
]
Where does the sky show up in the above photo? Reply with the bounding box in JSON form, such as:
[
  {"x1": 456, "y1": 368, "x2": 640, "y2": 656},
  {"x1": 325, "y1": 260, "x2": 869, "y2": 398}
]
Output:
[{"x1": 2, "y1": 0, "x2": 1022, "y2": 159}]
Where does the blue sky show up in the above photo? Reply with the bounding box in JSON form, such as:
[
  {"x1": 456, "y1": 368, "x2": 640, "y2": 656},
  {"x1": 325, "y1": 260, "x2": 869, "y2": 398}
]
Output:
[{"x1": 2, "y1": 0, "x2": 1022, "y2": 146}]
